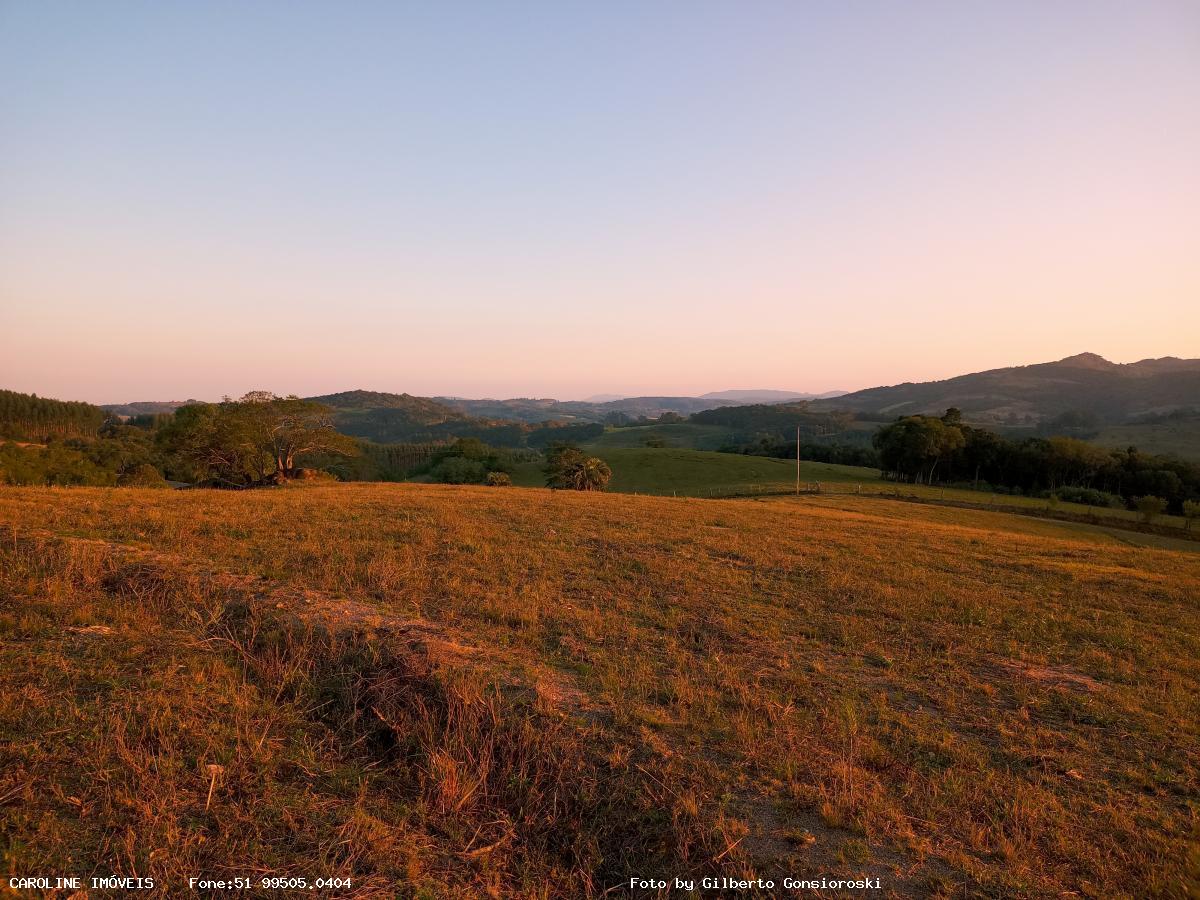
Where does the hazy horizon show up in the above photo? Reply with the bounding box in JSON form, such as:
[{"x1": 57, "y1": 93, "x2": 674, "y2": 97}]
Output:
[
  {"x1": 3, "y1": 2, "x2": 1198, "y2": 403},
  {"x1": 7, "y1": 348, "x2": 1189, "y2": 407}
]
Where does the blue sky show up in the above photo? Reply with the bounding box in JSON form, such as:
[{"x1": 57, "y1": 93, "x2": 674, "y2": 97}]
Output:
[{"x1": 2, "y1": 1, "x2": 1197, "y2": 401}]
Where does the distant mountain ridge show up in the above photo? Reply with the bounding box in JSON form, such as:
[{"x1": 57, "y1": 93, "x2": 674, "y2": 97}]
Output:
[
  {"x1": 811, "y1": 353, "x2": 1200, "y2": 425},
  {"x1": 700, "y1": 389, "x2": 846, "y2": 402},
  {"x1": 95, "y1": 353, "x2": 1198, "y2": 433}
]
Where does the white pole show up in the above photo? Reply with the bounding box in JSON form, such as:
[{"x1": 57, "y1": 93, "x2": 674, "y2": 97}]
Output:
[{"x1": 796, "y1": 425, "x2": 800, "y2": 495}]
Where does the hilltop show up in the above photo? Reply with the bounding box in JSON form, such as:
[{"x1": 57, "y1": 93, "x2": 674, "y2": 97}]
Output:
[
  {"x1": 100, "y1": 399, "x2": 204, "y2": 417},
  {"x1": 812, "y1": 353, "x2": 1200, "y2": 425},
  {"x1": 309, "y1": 389, "x2": 472, "y2": 423}
]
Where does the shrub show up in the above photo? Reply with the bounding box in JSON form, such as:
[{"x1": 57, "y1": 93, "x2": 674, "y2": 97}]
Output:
[
  {"x1": 1134, "y1": 495, "x2": 1167, "y2": 523},
  {"x1": 117, "y1": 463, "x2": 169, "y2": 488},
  {"x1": 1049, "y1": 486, "x2": 1122, "y2": 508},
  {"x1": 486, "y1": 471, "x2": 512, "y2": 487}
]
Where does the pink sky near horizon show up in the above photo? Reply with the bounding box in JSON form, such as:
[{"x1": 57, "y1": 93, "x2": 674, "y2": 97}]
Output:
[{"x1": 2, "y1": 2, "x2": 1198, "y2": 404}]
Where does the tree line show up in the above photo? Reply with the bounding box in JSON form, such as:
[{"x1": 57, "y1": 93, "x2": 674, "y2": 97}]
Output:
[
  {"x1": 1, "y1": 391, "x2": 613, "y2": 492},
  {"x1": 691, "y1": 403, "x2": 859, "y2": 437},
  {"x1": 0, "y1": 392, "x2": 356, "y2": 488},
  {"x1": 874, "y1": 409, "x2": 1200, "y2": 513},
  {"x1": 0, "y1": 389, "x2": 106, "y2": 441},
  {"x1": 720, "y1": 438, "x2": 880, "y2": 468}
]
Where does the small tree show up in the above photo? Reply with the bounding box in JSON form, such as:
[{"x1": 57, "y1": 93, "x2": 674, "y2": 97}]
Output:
[
  {"x1": 544, "y1": 443, "x2": 584, "y2": 485},
  {"x1": 1183, "y1": 499, "x2": 1200, "y2": 532},
  {"x1": 1134, "y1": 495, "x2": 1167, "y2": 524},
  {"x1": 486, "y1": 471, "x2": 512, "y2": 487}
]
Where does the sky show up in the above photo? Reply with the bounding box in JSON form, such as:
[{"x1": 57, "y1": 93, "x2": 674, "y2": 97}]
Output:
[{"x1": 1, "y1": 1, "x2": 1198, "y2": 403}]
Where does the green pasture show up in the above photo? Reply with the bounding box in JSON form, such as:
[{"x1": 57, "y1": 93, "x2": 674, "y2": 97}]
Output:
[{"x1": 508, "y1": 444, "x2": 1193, "y2": 535}]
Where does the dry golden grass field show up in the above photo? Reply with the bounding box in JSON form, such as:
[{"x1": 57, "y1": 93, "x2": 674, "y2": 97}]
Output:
[{"x1": 1, "y1": 483, "x2": 1198, "y2": 898}]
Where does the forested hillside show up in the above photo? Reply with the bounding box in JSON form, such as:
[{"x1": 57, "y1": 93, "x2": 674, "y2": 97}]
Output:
[
  {"x1": 309, "y1": 390, "x2": 467, "y2": 418},
  {"x1": 812, "y1": 353, "x2": 1200, "y2": 425}
]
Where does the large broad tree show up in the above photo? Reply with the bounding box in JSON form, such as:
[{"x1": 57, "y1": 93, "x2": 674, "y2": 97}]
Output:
[{"x1": 159, "y1": 392, "x2": 356, "y2": 486}]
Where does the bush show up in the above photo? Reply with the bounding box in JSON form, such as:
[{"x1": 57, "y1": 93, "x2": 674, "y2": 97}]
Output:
[
  {"x1": 117, "y1": 463, "x2": 169, "y2": 488},
  {"x1": 1045, "y1": 486, "x2": 1122, "y2": 508},
  {"x1": 486, "y1": 471, "x2": 512, "y2": 487},
  {"x1": 1134, "y1": 495, "x2": 1167, "y2": 523}
]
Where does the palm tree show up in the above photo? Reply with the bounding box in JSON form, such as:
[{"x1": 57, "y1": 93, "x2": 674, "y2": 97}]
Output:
[
  {"x1": 568, "y1": 456, "x2": 612, "y2": 491},
  {"x1": 545, "y1": 446, "x2": 611, "y2": 491}
]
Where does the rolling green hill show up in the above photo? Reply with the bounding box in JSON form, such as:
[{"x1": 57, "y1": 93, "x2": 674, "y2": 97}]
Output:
[
  {"x1": 100, "y1": 399, "x2": 204, "y2": 417},
  {"x1": 309, "y1": 390, "x2": 510, "y2": 444},
  {"x1": 585, "y1": 422, "x2": 738, "y2": 451},
  {"x1": 309, "y1": 389, "x2": 470, "y2": 421},
  {"x1": 508, "y1": 445, "x2": 1194, "y2": 538}
]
